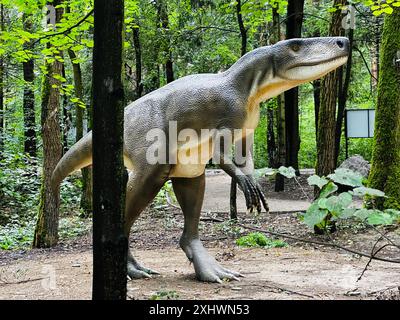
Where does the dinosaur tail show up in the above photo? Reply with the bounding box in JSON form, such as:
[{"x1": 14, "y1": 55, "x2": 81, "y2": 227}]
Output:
[{"x1": 51, "y1": 131, "x2": 93, "y2": 192}]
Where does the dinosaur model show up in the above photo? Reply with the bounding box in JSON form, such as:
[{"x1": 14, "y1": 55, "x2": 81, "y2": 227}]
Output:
[{"x1": 52, "y1": 37, "x2": 349, "y2": 283}]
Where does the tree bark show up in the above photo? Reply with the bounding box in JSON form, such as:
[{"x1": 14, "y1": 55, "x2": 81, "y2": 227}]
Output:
[
  {"x1": 0, "y1": 4, "x2": 5, "y2": 160},
  {"x1": 22, "y1": 14, "x2": 37, "y2": 158},
  {"x1": 33, "y1": 1, "x2": 64, "y2": 248},
  {"x1": 156, "y1": 1, "x2": 174, "y2": 83},
  {"x1": 313, "y1": 0, "x2": 321, "y2": 140},
  {"x1": 229, "y1": 0, "x2": 249, "y2": 219},
  {"x1": 132, "y1": 22, "x2": 143, "y2": 99},
  {"x1": 92, "y1": 0, "x2": 127, "y2": 300},
  {"x1": 68, "y1": 49, "x2": 92, "y2": 215},
  {"x1": 270, "y1": 6, "x2": 286, "y2": 192},
  {"x1": 61, "y1": 64, "x2": 71, "y2": 155},
  {"x1": 284, "y1": 0, "x2": 305, "y2": 175},
  {"x1": 335, "y1": 27, "x2": 354, "y2": 164},
  {"x1": 369, "y1": 8, "x2": 400, "y2": 210},
  {"x1": 236, "y1": 0, "x2": 247, "y2": 57},
  {"x1": 316, "y1": 0, "x2": 345, "y2": 178}
]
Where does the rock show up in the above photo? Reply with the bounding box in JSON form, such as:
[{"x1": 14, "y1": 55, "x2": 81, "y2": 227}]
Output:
[{"x1": 339, "y1": 155, "x2": 370, "y2": 178}]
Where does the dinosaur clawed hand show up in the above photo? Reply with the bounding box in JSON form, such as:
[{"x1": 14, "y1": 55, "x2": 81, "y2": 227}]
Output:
[{"x1": 237, "y1": 176, "x2": 269, "y2": 214}]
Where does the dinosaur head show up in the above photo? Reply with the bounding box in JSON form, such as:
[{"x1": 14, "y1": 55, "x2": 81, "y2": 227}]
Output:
[{"x1": 273, "y1": 37, "x2": 349, "y2": 82}]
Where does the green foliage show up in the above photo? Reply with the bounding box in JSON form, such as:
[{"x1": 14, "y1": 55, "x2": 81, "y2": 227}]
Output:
[
  {"x1": 150, "y1": 290, "x2": 179, "y2": 300},
  {"x1": 236, "y1": 232, "x2": 288, "y2": 248},
  {"x1": 0, "y1": 216, "x2": 90, "y2": 250},
  {"x1": 297, "y1": 169, "x2": 399, "y2": 232}
]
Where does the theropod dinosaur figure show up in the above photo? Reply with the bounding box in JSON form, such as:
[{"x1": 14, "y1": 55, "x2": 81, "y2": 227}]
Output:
[{"x1": 52, "y1": 37, "x2": 349, "y2": 283}]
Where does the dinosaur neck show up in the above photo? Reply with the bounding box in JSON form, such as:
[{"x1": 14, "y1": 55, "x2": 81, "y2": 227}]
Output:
[{"x1": 225, "y1": 47, "x2": 298, "y2": 108}]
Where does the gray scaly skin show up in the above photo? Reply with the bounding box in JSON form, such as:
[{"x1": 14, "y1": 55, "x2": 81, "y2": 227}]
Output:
[{"x1": 52, "y1": 37, "x2": 349, "y2": 283}]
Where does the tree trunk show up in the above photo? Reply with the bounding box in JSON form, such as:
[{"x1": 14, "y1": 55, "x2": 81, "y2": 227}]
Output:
[
  {"x1": 284, "y1": 0, "x2": 304, "y2": 175},
  {"x1": 369, "y1": 8, "x2": 400, "y2": 210},
  {"x1": 313, "y1": 79, "x2": 321, "y2": 139},
  {"x1": 0, "y1": 4, "x2": 5, "y2": 160},
  {"x1": 156, "y1": 1, "x2": 174, "y2": 83},
  {"x1": 61, "y1": 65, "x2": 71, "y2": 154},
  {"x1": 370, "y1": 16, "x2": 382, "y2": 91},
  {"x1": 313, "y1": 0, "x2": 321, "y2": 140},
  {"x1": 236, "y1": 0, "x2": 247, "y2": 57},
  {"x1": 33, "y1": 1, "x2": 64, "y2": 248},
  {"x1": 68, "y1": 49, "x2": 92, "y2": 215},
  {"x1": 316, "y1": 0, "x2": 345, "y2": 178},
  {"x1": 132, "y1": 22, "x2": 143, "y2": 99},
  {"x1": 230, "y1": 0, "x2": 249, "y2": 219},
  {"x1": 92, "y1": 0, "x2": 127, "y2": 300},
  {"x1": 335, "y1": 28, "x2": 354, "y2": 164},
  {"x1": 22, "y1": 14, "x2": 37, "y2": 158},
  {"x1": 270, "y1": 6, "x2": 286, "y2": 192}
]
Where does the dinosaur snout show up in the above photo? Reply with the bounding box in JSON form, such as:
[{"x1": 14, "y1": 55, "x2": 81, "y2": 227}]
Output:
[{"x1": 334, "y1": 37, "x2": 350, "y2": 56}]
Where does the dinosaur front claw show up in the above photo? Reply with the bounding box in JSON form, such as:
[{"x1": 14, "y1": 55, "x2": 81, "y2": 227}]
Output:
[{"x1": 237, "y1": 176, "x2": 269, "y2": 214}]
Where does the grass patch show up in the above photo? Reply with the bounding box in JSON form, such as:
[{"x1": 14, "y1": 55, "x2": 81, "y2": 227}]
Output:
[
  {"x1": 150, "y1": 290, "x2": 179, "y2": 300},
  {"x1": 236, "y1": 232, "x2": 288, "y2": 249}
]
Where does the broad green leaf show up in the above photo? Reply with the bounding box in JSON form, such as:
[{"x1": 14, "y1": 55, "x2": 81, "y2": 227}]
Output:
[
  {"x1": 322, "y1": 193, "x2": 352, "y2": 215},
  {"x1": 307, "y1": 175, "x2": 329, "y2": 189},
  {"x1": 318, "y1": 198, "x2": 328, "y2": 209},
  {"x1": 354, "y1": 209, "x2": 372, "y2": 221},
  {"x1": 382, "y1": 7, "x2": 394, "y2": 14},
  {"x1": 352, "y1": 187, "x2": 386, "y2": 198},
  {"x1": 338, "y1": 208, "x2": 357, "y2": 219},
  {"x1": 338, "y1": 192, "x2": 353, "y2": 207},
  {"x1": 303, "y1": 203, "x2": 328, "y2": 229},
  {"x1": 367, "y1": 212, "x2": 394, "y2": 225},
  {"x1": 327, "y1": 168, "x2": 364, "y2": 187},
  {"x1": 278, "y1": 166, "x2": 296, "y2": 179},
  {"x1": 254, "y1": 168, "x2": 276, "y2": 179},
  {"x1": 319, "y1": 182, "x2": 338, "y2": 199}
]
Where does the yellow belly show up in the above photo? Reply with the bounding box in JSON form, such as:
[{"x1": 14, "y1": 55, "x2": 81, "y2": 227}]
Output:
[{"x1": 169, "y1": 136, "x2": 213, "y2": 178}]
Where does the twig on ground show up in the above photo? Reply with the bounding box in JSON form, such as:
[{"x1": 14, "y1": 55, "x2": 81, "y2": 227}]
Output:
[
  {"x1": 200, "y1": 215, "x2": 400, "y2": 264},
  {"x1": 0, "y1": 277, "x2": 45, "y2": 286},
  {"x1": 240, "y1": 283, "x2": 314, "y2": 299}
]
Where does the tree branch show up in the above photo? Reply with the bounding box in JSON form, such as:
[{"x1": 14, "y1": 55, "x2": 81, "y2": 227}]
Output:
[{"x1": 33, "y1": 8, "x2": 94, "y2": 45}]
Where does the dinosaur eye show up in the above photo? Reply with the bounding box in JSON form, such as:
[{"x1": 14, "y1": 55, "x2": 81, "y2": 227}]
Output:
[{"x1": 291, "y1": 44, "x2": 300, "y2": 52}]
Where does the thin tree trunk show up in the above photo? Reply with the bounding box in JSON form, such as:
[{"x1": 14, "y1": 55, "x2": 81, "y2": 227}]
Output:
[
  {"x1": 61, "y1": 65, "x2": 70, "y2": 154},
  {"x1": 132, "y1": 22, "x2": 143, "y2": 99},
  {"x1": 33, "y1": 1, "x2": 64, "y2": 248},
  {"x1": 316, "y1": 0, "x2": 345, "y2": 178},
  {"x1": 284, "y1": 0, "x2": 305, "y2": 176},
  {"x1": 0, "y1": 4, "x2": 5, "y2": 159},
  {"x1": 313, "y1": 0, "x2": 321, "y2": 141},
  {"x1": 22, "y1": 14, "x2": 37, "y2": 158},
  {"x1": 92, "y1": 0, "x2": 127, "y2": 300},
  {"x1": 156, "y1": 1, "x2": 174, "y2": 83},
  {"x1": 335, "y1": 28, "x2": 354, "y2": 164},
  {"x1": 230, "y1": 0, "x2": 248, "y2": 219},
  {"x1": 236, "y1": 0, "x2": 247, "y2": 57},
  {"x1": 269, "y1": 6, "x2": 286, "y2": 191},
  {"x1": 68, "y1": 49, "x2": 92, "y2": 215},
  {"x1": 313, "y1": 79, "x2": 321, "y2": 138},
  {"x1": 370, "y1": 16, "x2": 382, "y2": 91}
]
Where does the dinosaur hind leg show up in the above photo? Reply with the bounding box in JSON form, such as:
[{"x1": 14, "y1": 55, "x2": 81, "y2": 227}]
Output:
[
  {"x1": 171, "y1": 173, "x2": 242, "y2": 283},
  {"x1": 125, "y1": 165, "x2": 170, "y2": 279}
]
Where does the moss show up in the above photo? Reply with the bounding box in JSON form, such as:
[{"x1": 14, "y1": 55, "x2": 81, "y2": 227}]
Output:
[{"x1": 369, "y1": 8, "x2": 400, "y2": 210}]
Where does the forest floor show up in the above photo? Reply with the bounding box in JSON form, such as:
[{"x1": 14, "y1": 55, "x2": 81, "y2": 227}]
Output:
[{"x1": 0, "y1": 171, "x2": 399, "y2": 300}]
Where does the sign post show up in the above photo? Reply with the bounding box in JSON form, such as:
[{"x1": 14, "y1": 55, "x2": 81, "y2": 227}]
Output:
[{"x1": 345, "y1": 109, "x2": 376, "y2": 159}]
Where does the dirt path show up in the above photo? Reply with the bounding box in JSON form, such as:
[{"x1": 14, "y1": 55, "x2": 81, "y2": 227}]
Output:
[
  {"x1": 1, "y1": 245, "x2": 399, "y2": 300},
  {"x1": 203, "y1": 170, "x2": 311, "y2": 213},
  {"x1": 1, "y1": 170, "x2": 398, "y2": 300}
]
